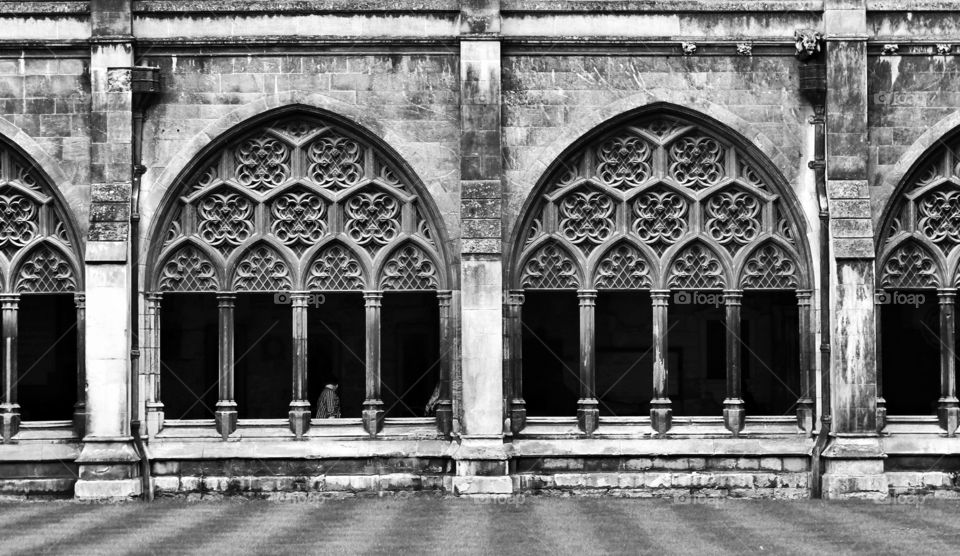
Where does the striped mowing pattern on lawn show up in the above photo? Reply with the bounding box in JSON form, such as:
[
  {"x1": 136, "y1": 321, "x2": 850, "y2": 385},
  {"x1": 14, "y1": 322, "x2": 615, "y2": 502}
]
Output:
[{"x1": 0, "y1": 498, "x2": 958, "y2": 555}]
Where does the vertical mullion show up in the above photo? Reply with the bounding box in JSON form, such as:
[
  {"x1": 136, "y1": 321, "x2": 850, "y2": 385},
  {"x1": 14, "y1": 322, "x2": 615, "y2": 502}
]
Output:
[
  {"x1": 507, "y1": 290, "x2": 526, "y2": 435},
  {"x1": 796, "y1": 289, "x2": 815, "y2": 435},
  {"x1": 650, "y1": 289, "x2": 672, "y2": 436},
  {"x1": 723, "y1": 289, "x2": 745, "y2": 435},
  {"x1": 74, "y1": 292, "x2": 88, "y2": 437},
  {"x1": 436, "y1": 290, "x2": 453, "y2": 436},
  {"x1": 215, "y1": 292, "x2": 236, "y2": 439},
  {"x1": 0, "y1": 294, "x2": 19, "y2": 443},
  {"x1": 362, "y1": 290, "x2": 383, "y2": 436},
  {"x1": 289, "y1": 293, "x2": 310, "y2": 439},
  {"x1": 938, "y1": 288, "x2": 959, "y2": 435},
  {"x1": 576, "y1": 289, "x2": 598, "y2": 434}
]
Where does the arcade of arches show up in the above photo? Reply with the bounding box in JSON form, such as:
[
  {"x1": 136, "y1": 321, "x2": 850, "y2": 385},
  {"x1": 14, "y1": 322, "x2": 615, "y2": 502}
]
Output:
[{"x1": 4, "y1": 0, "x2": 960, "y2": 501}]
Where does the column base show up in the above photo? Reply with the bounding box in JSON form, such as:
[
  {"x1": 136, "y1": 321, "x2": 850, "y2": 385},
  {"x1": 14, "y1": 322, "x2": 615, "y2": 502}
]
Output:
[
  {"x1": 723, "y1": 399, "x2": 745, "y2": 436},
  {"x1": 74, "y1": 440, "x2": 142, "y2": 500},
  {"x1": 509, "y1": 399, "x2": 526, "y2": 435},
  {"x1": 0, "y1": 406, "x2": 20, "y2": 443},
  {"x1": 435, "y1": 401, "x2": 453, "y2": 437},
  {"x1": 938, "y1": 398, "x2": 960, "y2": 436},
  {"x1": 289, "y1": 401, "x2": 311, "y2": 439},
  {"x1": 821, "y1": 436, "x2": 887, "y2": 500},
  {"x1": 215, "y1": 402, "x2": 237, "y2": 440},
  {"x1": 577, "y1": 399, "x2": 599, "y2": 434},
  {"x1": 876, "y1": 397, "x2": 887, "y2": 433},
  {"x1": 145, "y1": 402, "x2": 164, "y2": 440},
  {"x1": 362, "y1": 401, "x2": 384, "y2": 437},
  {"x1": 796, "y1": 398, "x2": 814, "y2": 436},
  {"x1": 72, "y1": 402, "x2": 87, "y2": 438},
  {"x1": 452, "y1": 435, "x2": 512, "y2": 495},
  {"x1": 650, "y1": 399, "x2": 672, "y2": 437}
]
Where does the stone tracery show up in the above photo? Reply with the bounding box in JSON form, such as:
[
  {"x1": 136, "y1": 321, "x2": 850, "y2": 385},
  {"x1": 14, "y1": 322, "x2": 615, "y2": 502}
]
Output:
[
  {"x1": 151, "y1": 114, "x2": 444, "y2": 292},
  {"x1": 514, "y1": 112, "x2": 807, "y2": 291}
]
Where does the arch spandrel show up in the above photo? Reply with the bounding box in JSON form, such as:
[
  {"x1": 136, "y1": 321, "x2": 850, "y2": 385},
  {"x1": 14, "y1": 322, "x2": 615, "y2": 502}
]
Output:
[
  {"x1": 877, "y1": 132, "x2": 960, "y2": 289},
  {"x1": 0, "y1": 139, "x2": 84, "y2": 293},
  {"x1": 146, "y1": 108, "x2": 452, "y2": 293},
  {"x1": 508, "y1": 108, "x2": 813, "y2": 291}
]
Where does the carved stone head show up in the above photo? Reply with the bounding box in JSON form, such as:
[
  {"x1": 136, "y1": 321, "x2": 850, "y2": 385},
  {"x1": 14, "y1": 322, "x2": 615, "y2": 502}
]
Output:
[{"x1": 794, "y1": 29, "x2": 823, "y2": 62}]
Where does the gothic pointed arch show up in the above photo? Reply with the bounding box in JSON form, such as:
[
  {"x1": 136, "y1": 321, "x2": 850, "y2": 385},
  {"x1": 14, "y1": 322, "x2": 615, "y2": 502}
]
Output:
[
  {"x1": 230, "y1": 241, "x2": 294, "y2": 292},
  {"x1": 664, "y1": 240, "x2": 729, "y2": 290},
  {"x1": 157, "y1": 241, "x2": 221, "y2": 293},
  {"x1": 590, "y1": 240, "x2": 655, "y2": 290},
  {"x1": 737, "y1": 239, "x2": 802, "y2": 290},
  {"x1": 146, "y1": 106, "x2": 452, "y2": 293},
  {"x1": 377, "y1": 241, "x2": 442, "y2": 291},
  {"x1": 508, "y1": 106, "x2": 812, "y2": 291},
  {"x1": 878, "y1": 238, "x2": 943, "y2": 289},
  {"x1": 304, "y1": 240, "x2": 369, "y2": 292},
  {"x1": 877, "y1": 129, "x2": 960, "y2": 289},
  {"x1": 0, "y1": 139, "x2": 83, "y2": 293},
  {"x1": 518, "y1": 240, "x2": 582, "y2": 290},
  {"x1": 12, "y1": 241, "x2": 78, "y2": 294}
]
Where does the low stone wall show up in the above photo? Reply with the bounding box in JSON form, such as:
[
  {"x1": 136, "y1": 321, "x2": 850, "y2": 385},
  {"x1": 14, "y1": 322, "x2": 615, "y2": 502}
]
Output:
[
  {"x1": 0, "y1": 461, "x2": 78, "y2": 500},
  {"x1": 152, "y1": 473, "x2": 451, "y2": 500}
]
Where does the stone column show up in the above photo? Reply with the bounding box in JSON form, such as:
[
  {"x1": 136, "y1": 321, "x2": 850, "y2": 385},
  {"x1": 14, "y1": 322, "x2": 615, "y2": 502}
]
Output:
[
  {"x1": 576, "y1": 290, "x2": 599, "y2": 434},
  {"x1": 453, "y1": 31, "x2": 511, "y2": 494},
  {"x1": 796, "y1": 289, "x2": 815, "y2": 435},
  {"x1": 436, "y1": 290, "x2": 454, "y2": 436},
  {"x1": 723, "y1": 290, "x2": 745, "y2": 435},
  {"x1": 937, "y1": 289, "x2": 959, "y2": 435},
  {"x1": 650, "y1": 290, "x2": 672, "y2": 436},
  {"x1": 505, "y1": 290, "x2": 525, "y2": 434},
  {"x1": 74, "y1": 293, "x2": 88, "y2": 437},
  {"x1": 875, "y1": 293, "x2": 886, "y2": 432},
  {"x1": 289, "y1": 293, "x2": 310, "y2": 439},
  {"x1": 820, "y1": 0, "x2": 886, "y2": 499},
  {"x1": 215, "y1": 293, "x2": 236, "y2": 439},
  {"x1": 75, "y1": 0, "x2": 143, "y2": 499},
  {"x1": 143, "y1": 293, "x2": 162, "y2": 438},
  {"x1": 362, "y1": 291, "x2": 383, "y2": 436},
  {"x1": 0, "y1": 294, "x2": 19, "y2": 443}
]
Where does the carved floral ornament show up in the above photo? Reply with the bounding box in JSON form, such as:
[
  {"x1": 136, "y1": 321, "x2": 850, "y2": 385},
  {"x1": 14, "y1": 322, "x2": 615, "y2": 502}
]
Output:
[
  {"x1": 879, "y1": 137, "x2": 960, "y2": 289},
  {"x1": 152, "y1": 114, "x2": 446, "y2": 292},
  {"x1": 0, "y1": 144, "x2": 80, "y2": 294},
  {"x1": 516, "y1": 113, "x2": 807, "y2": 291}
]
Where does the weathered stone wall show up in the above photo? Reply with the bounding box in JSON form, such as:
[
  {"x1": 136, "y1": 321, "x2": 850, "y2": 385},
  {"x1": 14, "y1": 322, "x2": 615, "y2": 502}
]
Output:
[
  {"x1": 0, "y1": 55, "x2": 91, "y2": 233},
  {"x1": 868, "y1": 53, "x2": 960, "y2": 222},
  {"x1": 501, "y1": 54, "x2": 818, "y2": 247},
  {"x1": 137, "y1": 53, "x2": 462, "y2": 257}
]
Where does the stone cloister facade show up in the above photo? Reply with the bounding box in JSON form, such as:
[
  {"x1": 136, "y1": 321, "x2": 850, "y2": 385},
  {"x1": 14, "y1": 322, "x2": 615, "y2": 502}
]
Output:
[{"x1": 1, "y1": 0, "x2": 960, "y2": 500}]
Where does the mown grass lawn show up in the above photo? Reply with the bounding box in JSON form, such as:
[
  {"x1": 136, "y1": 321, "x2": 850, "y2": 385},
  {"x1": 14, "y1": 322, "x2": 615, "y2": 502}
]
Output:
[{"x1": 1, "y1": 496, "x2": 958, "y2": 555}]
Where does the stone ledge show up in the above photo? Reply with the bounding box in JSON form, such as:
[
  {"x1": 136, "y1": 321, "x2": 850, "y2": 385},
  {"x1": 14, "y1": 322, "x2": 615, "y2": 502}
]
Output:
[
  {"x1": 153, "y1": 473, "x2": 452, "y2": 497},
  {"x1": 74, "y1": 478, "x2": 143, "y2": 500}
]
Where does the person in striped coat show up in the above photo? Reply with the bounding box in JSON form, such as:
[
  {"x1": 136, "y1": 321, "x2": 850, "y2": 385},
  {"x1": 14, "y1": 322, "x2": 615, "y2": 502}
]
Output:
[{"x1": 315, "y1": 379, "x2": 341, "y2": 419}]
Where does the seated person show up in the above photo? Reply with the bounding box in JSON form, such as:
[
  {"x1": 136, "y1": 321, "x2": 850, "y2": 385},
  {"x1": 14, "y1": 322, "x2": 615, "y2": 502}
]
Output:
[{"x1": 315, "y1": 378, "x2": 341, "y2": 419}]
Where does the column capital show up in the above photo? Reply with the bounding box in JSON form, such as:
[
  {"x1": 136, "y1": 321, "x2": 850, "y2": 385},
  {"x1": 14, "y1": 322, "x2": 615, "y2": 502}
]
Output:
[
  {"x1": 938, "y1": 288, "x2": 957, "y2": 303},
  {"x1": 289, "y1": 291, "x2": 312, "y2": 308},
  {"x1": 651, "y1": 289, "x2": 671, "y2": 303},
  {"x1": 506, "y1": 289, "x2": 525, "y2": 306},
  {"x1": 363, "y1": 290, "x2": 383, "y2": 305},
  {"x1": 723, "y1": 289, "x2": 743, "y2": 304},
  {"x1": 0, "y1": 293, "x2": 20, "y2": 308},
  {"x1": 436, "y1": 289, "x2": 453, "y2": 304},
  {"x1": 576, "y1": 289, "x2": 597, "y2": 307},
  {"x1": 216, "y1": 292, "x2": 236, "y2": 306},
  {"x1": 796, "y1": 289, "x2": 814, "y2": 302},
  {"x1": 144, "y1": 291, "x2": 161, "y2": 303}
]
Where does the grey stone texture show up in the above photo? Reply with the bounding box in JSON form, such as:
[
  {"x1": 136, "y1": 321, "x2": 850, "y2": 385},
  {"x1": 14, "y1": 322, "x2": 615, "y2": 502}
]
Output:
[{"x1": 0, "y1": 0, "x2": 959, "y2": 500}]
